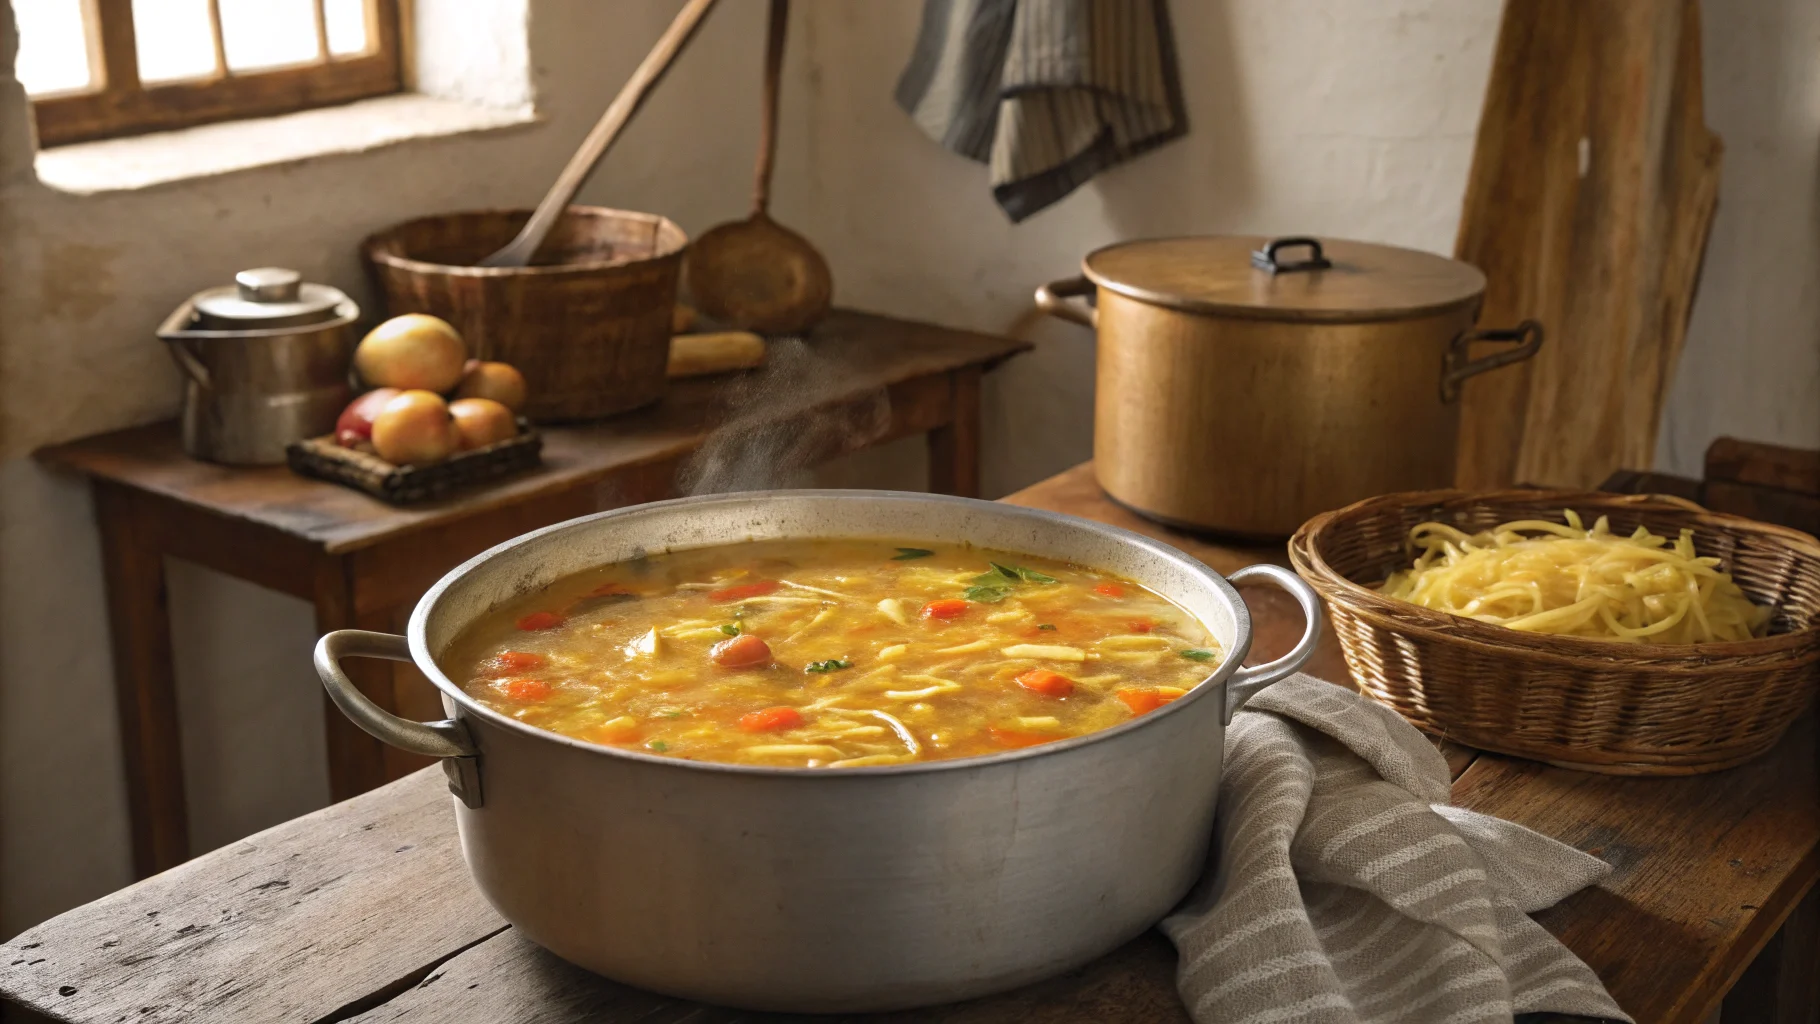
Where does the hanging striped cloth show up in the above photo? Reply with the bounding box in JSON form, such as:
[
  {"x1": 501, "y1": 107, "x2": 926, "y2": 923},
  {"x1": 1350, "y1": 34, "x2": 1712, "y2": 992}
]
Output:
[
  {"x1": 895, "y1": 0, "x2": 1186, "y2": 222},
  {"x1": 1164, "y1": 675, "x2": 1631, "y2": 1024}
]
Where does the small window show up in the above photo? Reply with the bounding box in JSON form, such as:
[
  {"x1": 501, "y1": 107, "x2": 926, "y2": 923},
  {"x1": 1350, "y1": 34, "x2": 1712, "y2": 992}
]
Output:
[{"x1": 16, "y1": 0, "x2": 402, "y2": 147}]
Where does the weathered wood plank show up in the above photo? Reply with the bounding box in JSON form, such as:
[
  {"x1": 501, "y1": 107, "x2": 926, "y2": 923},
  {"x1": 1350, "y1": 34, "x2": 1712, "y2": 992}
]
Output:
[
  {"x1": 1705, "y1": 437, "x2": 1820, "y2": 496},
  {"x1": 348, "y1": 929, "x2": 1189, "y2": 1024},
  {"x1": 0, "y1": 771, "x2": 503, "y2": 1024},
  {"x1": 1722, "y1": 884, "x2": 1820, "y2": 1023},
  {"x1": 1453, "y1": 713, "x2": 1820, "y2": 1024},
  {"x1": 1452, "y1": 0, "x2": 1721, "y2": 489}
]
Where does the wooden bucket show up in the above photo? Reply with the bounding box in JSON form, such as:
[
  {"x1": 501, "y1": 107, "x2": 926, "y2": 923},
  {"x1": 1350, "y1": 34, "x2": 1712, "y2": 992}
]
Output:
[{"x1": 362, "y1": 208, "x2": 687, "y2": 421}]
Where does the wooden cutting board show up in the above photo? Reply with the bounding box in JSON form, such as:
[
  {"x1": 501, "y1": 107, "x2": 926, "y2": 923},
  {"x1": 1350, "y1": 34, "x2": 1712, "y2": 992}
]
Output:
[{"x1": 1453, "y1": 0, "x2": 1722, "y2": 489}]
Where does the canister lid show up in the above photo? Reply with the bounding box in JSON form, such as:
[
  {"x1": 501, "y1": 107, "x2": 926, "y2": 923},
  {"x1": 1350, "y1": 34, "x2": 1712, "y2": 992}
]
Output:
[
  {"x1": 190, "y1": 268, "x2": 351, "y2": 329},
  {"x1": 1081, "y1": 235, "x2": 1486, "y2": 322}
]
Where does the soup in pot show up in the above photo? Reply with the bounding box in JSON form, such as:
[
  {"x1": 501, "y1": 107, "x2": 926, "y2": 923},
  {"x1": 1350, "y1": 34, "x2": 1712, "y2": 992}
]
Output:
[{"x1": 442, "y1": 539, "x2": 1221, "y2": 767}]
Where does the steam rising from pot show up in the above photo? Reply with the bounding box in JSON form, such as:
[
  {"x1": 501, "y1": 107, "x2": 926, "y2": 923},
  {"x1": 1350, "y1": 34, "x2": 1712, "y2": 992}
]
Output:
[{"x1": 678, "y1": 335, "x2": 892, "y2": 495}]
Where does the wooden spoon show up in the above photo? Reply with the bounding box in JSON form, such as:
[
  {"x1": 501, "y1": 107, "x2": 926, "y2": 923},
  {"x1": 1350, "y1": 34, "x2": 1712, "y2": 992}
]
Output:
[
  {"x1": 479, "y1": 0, "x2": 719, "y2": 268},
  {"x1": 684, "y1": 0, "x2": 832, "y2": 334}
]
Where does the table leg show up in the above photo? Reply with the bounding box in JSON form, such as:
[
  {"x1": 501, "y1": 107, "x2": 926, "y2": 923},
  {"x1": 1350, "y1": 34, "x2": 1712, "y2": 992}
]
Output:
[
  {"x1": 93, "y1": 483, "x2": 191, "y2": 878},
  {"x1": 927, "y1": 366, "x2": 982, "y2": 497},
  {"x1": 312, "y1": 556, "x2": 398, "y2": 802}
]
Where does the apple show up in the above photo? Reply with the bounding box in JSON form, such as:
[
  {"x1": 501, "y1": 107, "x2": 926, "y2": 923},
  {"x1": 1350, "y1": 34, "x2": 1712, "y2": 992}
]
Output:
[
  {"x1": 449, "y1": 397, "x2": 518, "y2": 450},
  {"x1": 453, "y1": 360, "x2": 528, "y2": 411},
  {"x1": 334, "y1": 387, "x2": 401, "y2": 447},
  {"x1": 354, "y1": 314, "x2": 467, "y2": 392},
  {"x1": 371, "y1": 390, "x2": 458, "y2": 466}
]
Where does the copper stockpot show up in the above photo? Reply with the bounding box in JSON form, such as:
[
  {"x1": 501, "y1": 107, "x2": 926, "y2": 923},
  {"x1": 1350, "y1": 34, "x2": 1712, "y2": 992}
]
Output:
[
  {"x1": 313, "y1": 491, "x2": 1321, "y2": 1012},
  {"x1": 1036, "y1": 236, "x2": 1543, "y2": 538}
]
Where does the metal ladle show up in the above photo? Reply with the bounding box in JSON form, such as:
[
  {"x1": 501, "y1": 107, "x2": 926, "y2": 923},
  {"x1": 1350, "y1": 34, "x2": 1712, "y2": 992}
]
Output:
[
  {"x1": 683, "y1": 0, "x2": 832, "y2": 335},
  {"x1": 479, "y1": 0, "x2": 718, "y2": 269}
]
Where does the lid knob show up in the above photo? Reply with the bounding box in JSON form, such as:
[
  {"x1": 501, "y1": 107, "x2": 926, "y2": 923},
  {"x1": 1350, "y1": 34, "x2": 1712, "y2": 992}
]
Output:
[{"x1": 236, "y1": 267, "x2": 303, "y2": 303}]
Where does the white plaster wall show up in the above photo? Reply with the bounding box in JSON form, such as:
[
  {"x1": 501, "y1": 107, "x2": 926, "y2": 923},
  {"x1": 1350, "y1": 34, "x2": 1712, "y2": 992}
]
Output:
[
  {"x1": 1656, "y1": 0, "x2": 1820, "y2": 472},
  {"x1": 3, "y1": 0, "x2": 1816, "y2": 938}
]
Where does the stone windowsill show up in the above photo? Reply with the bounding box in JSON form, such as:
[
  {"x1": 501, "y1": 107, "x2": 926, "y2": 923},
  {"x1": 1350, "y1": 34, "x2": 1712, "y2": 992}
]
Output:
[{"x1": 34, "y1": 93, "x2": 540, "y2": 195}]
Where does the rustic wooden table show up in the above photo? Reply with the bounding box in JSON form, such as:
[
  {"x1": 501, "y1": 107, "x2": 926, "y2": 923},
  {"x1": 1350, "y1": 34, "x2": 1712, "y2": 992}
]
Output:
[
  {"x1": 33, "y1": 309, "x2": 1030, "y2": 880},
  {"x1": 3, "y1": 463, "x2": 1814, "y2": 1024}
]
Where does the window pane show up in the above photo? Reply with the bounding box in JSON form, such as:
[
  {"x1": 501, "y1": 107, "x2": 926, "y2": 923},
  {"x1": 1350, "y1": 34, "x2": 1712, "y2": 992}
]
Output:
[
  {"x1": 218, "y1": 0, "x2": 317, "y2": 71},
  {"x1": 13, "y1": 0, "x2": 92, "y2": 95},
  {"x1": 133, "y1": 0, "x2": 219, "y2": 83},
  {"x1": 324, "y1": 0, "x2": 367, "y2": 56}
]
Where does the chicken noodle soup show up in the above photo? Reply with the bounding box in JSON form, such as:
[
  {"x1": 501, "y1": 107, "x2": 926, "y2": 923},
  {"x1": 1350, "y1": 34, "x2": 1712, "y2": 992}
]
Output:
[{"x1": 444, "y1": 540, "x2": 1222, "y2": 767}]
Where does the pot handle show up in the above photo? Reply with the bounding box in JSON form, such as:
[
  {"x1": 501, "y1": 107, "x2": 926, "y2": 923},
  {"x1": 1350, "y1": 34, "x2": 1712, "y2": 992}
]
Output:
[
  {"x1": 1440, "y1": 319, "x2": 1544, "y2": 402},
  {"x1": 314, "y1": 630, "x2": 483, "y2": 808},
  {"x1": 1034, "y1": 276, "x2": 1097, "y2": 328},
  {"x1": 1250, "y1": 236, "x2": 1332, "y2": 274},
  {"x1": 162, "y1": 339, "x2": 213, "y2": 390},
  {"x1": 1223, "y1": 565, "x2": 1324, "y2": 724}
]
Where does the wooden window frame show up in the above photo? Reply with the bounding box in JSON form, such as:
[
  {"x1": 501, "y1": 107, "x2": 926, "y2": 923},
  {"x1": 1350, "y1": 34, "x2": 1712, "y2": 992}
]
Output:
[{"x1": 32, "y1": 0, "x2": 402, "y2": 147}]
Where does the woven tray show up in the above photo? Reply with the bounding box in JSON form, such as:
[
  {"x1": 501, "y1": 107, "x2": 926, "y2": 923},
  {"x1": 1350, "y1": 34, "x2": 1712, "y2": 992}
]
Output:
[
  {"x1": 286, "y1": 422, "x2": 542, "y2": 504},
  {"x1": 1289, "y1": 489, "x2": 1820, "y2": 775}
]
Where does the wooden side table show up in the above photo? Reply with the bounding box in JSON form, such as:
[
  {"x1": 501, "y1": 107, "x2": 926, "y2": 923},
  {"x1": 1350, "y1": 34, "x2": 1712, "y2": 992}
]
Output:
[{"x1": 36, "y1": 309, "x2": 1030, "y2": 878}]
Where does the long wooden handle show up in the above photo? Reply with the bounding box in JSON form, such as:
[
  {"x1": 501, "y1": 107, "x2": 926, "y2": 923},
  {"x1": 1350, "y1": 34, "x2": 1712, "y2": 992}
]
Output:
[
  {"x1": 751, "y1": 0, "x2": 788, "y2": 215},
  {"x1": 481, "y1": 0, "x2": 719, "y2": 268}
]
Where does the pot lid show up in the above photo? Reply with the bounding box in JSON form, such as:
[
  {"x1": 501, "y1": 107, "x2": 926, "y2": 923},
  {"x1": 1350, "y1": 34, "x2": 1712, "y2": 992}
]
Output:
[
  {"x1": 1081, "y1": 235, "x2": 1486, "y2": 322},
  {"x1": 190, "y1": 268, "x2": 350, "y2": 329}
]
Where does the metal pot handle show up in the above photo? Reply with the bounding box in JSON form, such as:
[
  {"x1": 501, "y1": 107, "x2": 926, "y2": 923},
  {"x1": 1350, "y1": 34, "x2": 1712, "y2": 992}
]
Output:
[
  {"x1": 1251, "y1": 236, "x2": 1333, "y2": 274},
  {"x1": 162, "y1": 339, "x2": 213, "y2": 390},
  {"x1": 314, "y1": 630, "x2": 483, "y2": 807},
  {"x1": 1034, "y1": 276, "x2": 1097, "y2": 328},
  {"x1": 1223, "y1": 565, "x2": 1324, "y2": 724},
  {"x1": 1440, "y1": 319, "x2": 1544, "y2": 402}
]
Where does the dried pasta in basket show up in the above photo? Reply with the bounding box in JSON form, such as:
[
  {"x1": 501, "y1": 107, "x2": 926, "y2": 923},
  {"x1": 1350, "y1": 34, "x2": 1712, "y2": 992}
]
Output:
[{"x1": 1379, "y1": 509, "x2": 1772, "y2": 644}]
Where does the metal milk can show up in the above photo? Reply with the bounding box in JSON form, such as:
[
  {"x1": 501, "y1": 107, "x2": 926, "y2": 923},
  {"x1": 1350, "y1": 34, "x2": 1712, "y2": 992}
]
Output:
[{"x1": 157, "y1": 267, "x2": 359, "y2": 465}]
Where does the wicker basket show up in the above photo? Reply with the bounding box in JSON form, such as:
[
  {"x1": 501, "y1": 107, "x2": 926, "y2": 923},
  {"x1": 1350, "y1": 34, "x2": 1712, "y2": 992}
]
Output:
[
  {"x1": 287, "y1": 422, "x2": 542, "y2": 504},
  {"x1": 1288, "y1": 489, "x2": 1820, "y2": 774},
  {"x1": 363, "y1": 207, "x2": 686, "y2": 423}
]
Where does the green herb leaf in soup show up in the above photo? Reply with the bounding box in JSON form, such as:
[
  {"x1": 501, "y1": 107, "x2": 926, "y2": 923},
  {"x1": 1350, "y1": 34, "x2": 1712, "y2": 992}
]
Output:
[
  {"x1": 963, "y1": 583, "x2": 1013, "y2": 604},
  {"x1": 805, "y1": 659, "x2": 854, "y2": 673},
  {"x1": 1038, "y1": 623, "x2": 1057, "y2": 631},
  {"x1": 892, "y1": 547, "x2": 936, "y2": 560},
  {"x1": 719, "y1": 623, "x2": 741, "y2": 636},
  {"x1": 1179, "y1": 649, "x2": 1217, "y2": 662},
  {"x1": 993, "y1": 562, "x2": 1058, "y2": 584}
]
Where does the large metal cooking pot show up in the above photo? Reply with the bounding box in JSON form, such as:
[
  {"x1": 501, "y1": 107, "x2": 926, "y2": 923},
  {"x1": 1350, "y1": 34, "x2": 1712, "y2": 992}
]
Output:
[
  {"x1": 1036, "y1": 235, "x2": 1543, "y2": 538},
  {"x1": 313, "y1": 491, "x2": 1320, "y2": 1012}
]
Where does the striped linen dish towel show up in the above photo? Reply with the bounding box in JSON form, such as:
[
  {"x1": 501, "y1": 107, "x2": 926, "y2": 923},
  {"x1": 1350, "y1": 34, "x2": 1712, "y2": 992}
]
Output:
[
  {"x1": 895, "y1": 0, "x2": 1185, "y2": 222},
  {"x1": 1163, "y1": 675, "x2": 1630, "y2": 1024}
]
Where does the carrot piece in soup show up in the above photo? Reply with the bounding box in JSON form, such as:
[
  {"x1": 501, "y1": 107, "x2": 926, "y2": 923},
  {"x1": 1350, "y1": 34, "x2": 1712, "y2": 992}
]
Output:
[
  {"x1": 710, "y1": 633, "x2": 773, "y2": 668},
  {"x1": 920, "y1": 598, "x2": 971, "y2": 620},
  {"x1": 1115, "y1": 687, "x2": 1181, "y2": 715},
  {"x1": 708, "y1": 580, "x2": 780, "y2": 602},
  {"x1": 1094, "y1": 582, "x2": 1126, "y2": 598},
  {"x1": 515, "y1": 610, "x2": 565, "y2": 631},
  {"x1": 1016, "y1": 668, "x2": 1075, "y2": 698},
  {"x1": 482, "y1": 650, "x2": 546, "y2": 675},
  {"x1": 501, "y1": 678, "x2": 551, "y2": 701},
  {"x1": 739, "y1": 706, "x2": 803, "y2": 732},
  {"x1": 1128, "y1": 618, "x2": 1154, "y2": 633},
  {"x1": 988, "y1": 725, "x2": 1056, "y2": 749}
]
